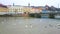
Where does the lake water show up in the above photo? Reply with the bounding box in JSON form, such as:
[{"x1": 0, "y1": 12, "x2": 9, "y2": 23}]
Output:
[{"x1": 0, "y1": 17, "x2": 60, "y2": 34}]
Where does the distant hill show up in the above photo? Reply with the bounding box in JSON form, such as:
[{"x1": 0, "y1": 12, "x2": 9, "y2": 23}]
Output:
[{"x1": 45, "y1": 5, "x2": 60, "y2": 11}]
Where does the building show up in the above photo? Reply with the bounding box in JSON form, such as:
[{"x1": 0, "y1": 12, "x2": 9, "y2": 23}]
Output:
[
  {"x1": 0, "y1": 3, "x2": 44, "y2": 15},
  {"x1": 0, "y1": 4, "x2": 9, "y2": 15},
  {"x1": 7, "y1": 5, "x2": 25, "y2": 15},
  {"x1": 28, "y1": 6, "x2": 44, "y2": 13}
]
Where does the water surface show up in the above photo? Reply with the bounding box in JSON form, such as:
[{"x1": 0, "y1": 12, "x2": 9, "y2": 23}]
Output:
[{"x1": 0, "y1": 17, "x2": 60, "y2": 34}]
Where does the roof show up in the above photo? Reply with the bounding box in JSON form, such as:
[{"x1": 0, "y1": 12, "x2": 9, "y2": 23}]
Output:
[{"x1": 0, "y1": 4, "x2": 8, "y2": 8}]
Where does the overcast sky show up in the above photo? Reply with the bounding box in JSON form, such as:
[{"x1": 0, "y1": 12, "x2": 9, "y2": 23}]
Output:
[{"x1": 0, "y1": 0, "x2": 60, "y2": 8}]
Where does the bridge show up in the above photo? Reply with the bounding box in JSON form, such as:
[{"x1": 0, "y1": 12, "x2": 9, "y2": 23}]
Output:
[{"x1": 29, "y1": 11, "x2": 60, "y2": 18}]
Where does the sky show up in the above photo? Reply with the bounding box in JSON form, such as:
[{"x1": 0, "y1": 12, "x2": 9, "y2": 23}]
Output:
[{"x1": 0, "y1": 0, "x2": 60, "y2": 8}]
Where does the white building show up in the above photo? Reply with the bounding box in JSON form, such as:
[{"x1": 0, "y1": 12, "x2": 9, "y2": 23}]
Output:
[{"x1": 7, "y1": 5, "x2": 24, "y2": 15}]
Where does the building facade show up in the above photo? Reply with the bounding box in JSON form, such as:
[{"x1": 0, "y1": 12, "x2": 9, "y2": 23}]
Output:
[
  {"x1": 0, "y1": 4, "x2": 9, "y2": 15},
  {"x1": 0, "y1": 4, "x2": 43, "y2": 15}
]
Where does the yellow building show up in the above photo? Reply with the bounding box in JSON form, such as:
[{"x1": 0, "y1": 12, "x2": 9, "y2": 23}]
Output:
[
  {"x1": 0, "y1": 6, "x2": 9, "y2": 15},
  {"x1": 0, "y1": 7, "x2": 8, "y2": 12},
  {"x1": 22, "y1": 7, "x2": 32, "y2": 13}
]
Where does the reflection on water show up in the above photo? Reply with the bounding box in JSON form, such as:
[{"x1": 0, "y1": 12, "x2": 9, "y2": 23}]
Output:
[{"x1": 0, "y1": 17, "x2": 60, "y2": 34}]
